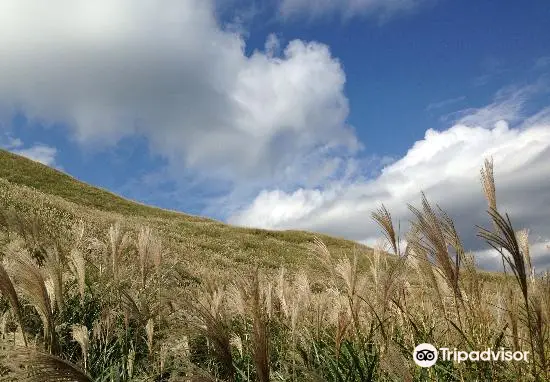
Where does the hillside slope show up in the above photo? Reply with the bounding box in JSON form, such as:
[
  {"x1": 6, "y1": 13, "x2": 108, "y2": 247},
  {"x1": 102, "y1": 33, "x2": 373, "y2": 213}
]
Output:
[
  {"x1": 0, "y1": 149, "x2": 373, "y2": 278},
  {"x1": 0, "y1": 150, "x2": 526, "y2": 381},
  {"x1": 0, "y1": 149, "x2": 211, "y2": 220}
]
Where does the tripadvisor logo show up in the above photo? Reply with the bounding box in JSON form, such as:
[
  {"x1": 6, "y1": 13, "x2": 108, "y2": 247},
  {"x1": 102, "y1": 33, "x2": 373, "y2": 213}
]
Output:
[
  {"x1": 413, "y1": 343, "x2": 438, "y2": 367},
  {"x1": 413, "y1": 343, "x2": 529, "y2": 368}
]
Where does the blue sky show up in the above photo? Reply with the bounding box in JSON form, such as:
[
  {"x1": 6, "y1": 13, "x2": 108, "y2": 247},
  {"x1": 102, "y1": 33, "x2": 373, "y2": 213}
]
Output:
[{"x1": 1, "y1": 0, "x2": 549, "y2": 270}]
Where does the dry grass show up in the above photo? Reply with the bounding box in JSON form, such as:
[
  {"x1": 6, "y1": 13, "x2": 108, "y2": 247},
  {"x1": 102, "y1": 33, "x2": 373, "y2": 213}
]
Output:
[
  {"x1": 0, "y1": 346, "x2": 92, "y2": 381},
  {"x1": 0, "y1": 149, "x2": 369, "y2": 283},
  {"x1": 0, "y1": 151, "x2": 548, "y2": 381}
]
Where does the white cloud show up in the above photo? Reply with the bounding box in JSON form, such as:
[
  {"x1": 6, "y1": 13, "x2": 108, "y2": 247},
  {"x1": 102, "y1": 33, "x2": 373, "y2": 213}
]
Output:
[
  {"x1": 0, "y1": 132, "x2": 58, "y2": 167},
  {"x1": 473, "y1": 241, "x2": 550, "y2": 273},
  {"x1": 229, "y1": 86, "x2": 550, "y2": 270},
  {"x1": 12, "y1": 144, "x2": 58, "y2": 167},
  {"x1": 4, "y1": 137, "x2": 23, "y2": 149},
  {"x1": 426, "y1": 96, "x2": 466, "y2": 112},
  {"x1": 443, "y1": 82, "x2": 544, "y2": 126},
  {"x1": 0, "y1": 0, "x2": 357, "y2": 182},
  {"x1": 278, "y1": 0, "x2": 432, "y2": 21}
]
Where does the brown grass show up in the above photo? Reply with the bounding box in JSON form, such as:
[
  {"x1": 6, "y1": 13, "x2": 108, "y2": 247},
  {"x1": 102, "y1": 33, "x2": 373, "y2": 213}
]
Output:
[{"x1": 0, "y1": 151, "x2": 548, "y2": 381}]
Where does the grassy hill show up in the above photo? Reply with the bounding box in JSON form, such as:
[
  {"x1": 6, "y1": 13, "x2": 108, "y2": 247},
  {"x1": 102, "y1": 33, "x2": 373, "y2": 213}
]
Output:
[
  {"x1": 0, "y1": 149, "x2": 545, "y2": 381},
  {"x1": 0, "y1": 149, "x2": 372, "y2": 279},
  {"x1": 0, "y1": 149, "x2": 212, "y2": 219}
]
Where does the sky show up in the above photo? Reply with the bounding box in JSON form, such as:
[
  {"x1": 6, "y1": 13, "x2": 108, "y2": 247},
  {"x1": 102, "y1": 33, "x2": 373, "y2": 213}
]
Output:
[{"x1": 1, "y1": 0, "x2": 549, "y2": 271}]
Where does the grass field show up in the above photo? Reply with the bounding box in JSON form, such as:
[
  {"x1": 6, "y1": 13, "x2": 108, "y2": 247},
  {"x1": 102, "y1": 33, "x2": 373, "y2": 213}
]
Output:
[
  {"x1": 0, "y1": 149, "x2": 547, "y2": 381},
  {"x1": 0, "y1": 149, "x2": 373, "y2": 279}
]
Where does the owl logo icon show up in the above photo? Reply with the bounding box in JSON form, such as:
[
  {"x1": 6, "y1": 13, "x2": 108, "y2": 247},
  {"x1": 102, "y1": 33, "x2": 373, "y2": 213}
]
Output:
[{"x1": 413, "y1": 343, "x2": 438, "y2": 367}]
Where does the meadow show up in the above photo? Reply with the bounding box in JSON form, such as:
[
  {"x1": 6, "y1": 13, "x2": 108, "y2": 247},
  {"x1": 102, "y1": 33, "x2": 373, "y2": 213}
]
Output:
[{"x1": 0, "y1": 151, "x2": 548, "y2": 381}]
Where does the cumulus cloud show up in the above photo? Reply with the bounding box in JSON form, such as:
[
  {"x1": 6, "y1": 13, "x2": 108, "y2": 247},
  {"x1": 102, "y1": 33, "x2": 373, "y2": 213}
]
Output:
[
  {"x1": 0, "y1": 0, "x2": 358, "y2": 182},
  {"x1": 278, "y1": 0, "x2": 433, "y2": 21},
  {"x1": 229, "y1": 86, "x2": 550, "y2": 270}
]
